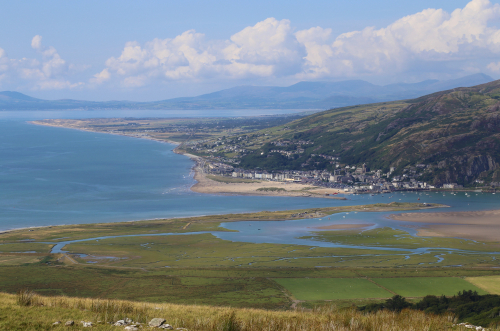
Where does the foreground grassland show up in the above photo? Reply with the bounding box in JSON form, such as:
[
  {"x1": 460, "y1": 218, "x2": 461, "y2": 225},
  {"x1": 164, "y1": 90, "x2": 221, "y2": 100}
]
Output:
[
  {"x1": 1, "y1": 291, "x2": 475, "y2": 331},
  {"x1": 0, "y1": 203, "x2": 500, "y2": 311}
]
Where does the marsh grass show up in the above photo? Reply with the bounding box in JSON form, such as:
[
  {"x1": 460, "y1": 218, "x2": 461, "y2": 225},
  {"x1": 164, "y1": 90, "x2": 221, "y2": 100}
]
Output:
[{"x1": 8, "y1": 291, "x2": 493, "y2": 330}]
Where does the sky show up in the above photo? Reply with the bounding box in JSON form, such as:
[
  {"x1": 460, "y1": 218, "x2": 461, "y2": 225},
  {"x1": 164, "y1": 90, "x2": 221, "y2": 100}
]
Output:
[{"x1": 1, "y1": 0, "x2": 500, "y2": 101}]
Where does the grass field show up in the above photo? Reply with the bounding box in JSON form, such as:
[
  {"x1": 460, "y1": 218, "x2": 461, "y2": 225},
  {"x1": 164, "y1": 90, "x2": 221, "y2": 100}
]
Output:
[
  {"x1": 0, "y1": 254, "x2": 44, "y2": 265},
  {"x1": 372, "y1": 277, "x2": 488, "y2": 297},
  {"x1": 0, "y1": 263, "x2": 499, "y2": 309},
  {"x1": 466, "y1": 276, "x2": 500, "y2": 295},
  {"x1": 274, "y1": 276, "x2": 492, "y2": 301},
  {"x1": 274, "y1": 278, "x2": 392, "y2": 300},
  {"x1": 0, "y1": 265, "x2": 290, "y2": 309},
  {"x1": 57, "y1": 232, "x2": 500, "y2": 269},
  {"x1": 206, "y1": 175, "x2": 259, "y2": 183}
]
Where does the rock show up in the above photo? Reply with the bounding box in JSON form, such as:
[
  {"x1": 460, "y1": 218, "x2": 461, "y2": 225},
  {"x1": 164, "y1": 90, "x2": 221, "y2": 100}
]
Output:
[
  {"x1": 125, "y1": 318, "x2": 133, "y2": 324},
  {"x1": 124, "y1": 326, "x2": 139, "y2": 331},
  {"x1": 81, "y1": 321, "x2": 93, "y2": 327},
  {"x1": 52, "y1": 321, "x2": 61, "y2": 325},
  {"x1": 114, "y1": 320, "x2": 127, "y2": 326},
  {"x1": 149, "y1": 318, "x2": 166, "y2": 327},
  {"x1": 65, "y1": 320, "x2": 74, "y2": 326},
  {"x1": 159, "y1": 324, "x2": 173, "y2": 330}
]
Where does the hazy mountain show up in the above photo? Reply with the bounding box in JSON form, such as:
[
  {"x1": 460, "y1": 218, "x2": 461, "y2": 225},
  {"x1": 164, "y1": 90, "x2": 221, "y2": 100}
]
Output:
[{"x1": 0, "y1": 73, "x2": 494, "y2": 110}]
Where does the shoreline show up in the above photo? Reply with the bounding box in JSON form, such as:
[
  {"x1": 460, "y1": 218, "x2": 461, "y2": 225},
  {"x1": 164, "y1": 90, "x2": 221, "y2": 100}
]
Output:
[
  {"x1": 30, "y1": 120, "x2": 182, "y2": 146},
  {"x1": 32, "y1": 120, "x2": 348, "y2": 200}
]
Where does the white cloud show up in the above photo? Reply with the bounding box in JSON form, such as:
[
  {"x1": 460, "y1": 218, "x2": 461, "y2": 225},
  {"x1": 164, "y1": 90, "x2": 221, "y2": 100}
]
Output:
[
  {"x1": 0, "y1": 35, "x2": 84, "y2": 90},
  {"x1": 487, "y1": 61, "x2": 500, "y2": 72},
  {"x1": 95, "y1": 0, "x2": 500, "y2": 88},
  {"x1": 4, "y1": 0, "x2": 500, "y2": 94},
  {"x1": 298, "y1": 0, "x2": 500, "y2": 79},
  {"x1": 226, "y1": 18, "x2": 305, "y2": 74},
  {"x1": 90, "y1": 68, "x2": 110, "y2": 84},
  {"x1": 97, "y1": 18, "x2": 304, "y2": 86}
]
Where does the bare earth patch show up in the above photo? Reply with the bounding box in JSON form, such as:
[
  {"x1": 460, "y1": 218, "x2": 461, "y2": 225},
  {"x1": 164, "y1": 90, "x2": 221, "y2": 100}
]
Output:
[{"x1": 389, "y1": 210, "x2": 500, "y2": 242}]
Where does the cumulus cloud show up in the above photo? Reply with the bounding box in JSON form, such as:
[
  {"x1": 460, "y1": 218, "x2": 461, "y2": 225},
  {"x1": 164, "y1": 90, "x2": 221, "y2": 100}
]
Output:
[
  {"x1": 95, "y1": 18, "x2": 305, "y2": 86},
  {"x1": 95, "y1": 0, "x2": 500, "y2": 87},
  {"x1": 487, "y1": 61, "x2": 500, "y2": 72},
  {"x1": 4, "y1": 0, "x2": 500, "y2": 93},
  {"x1": 0, "y1": 35, "x2": 83, "y2": 90},
  {"x1": 297, "y1": 0, "x2": 500, "y2": 79}
]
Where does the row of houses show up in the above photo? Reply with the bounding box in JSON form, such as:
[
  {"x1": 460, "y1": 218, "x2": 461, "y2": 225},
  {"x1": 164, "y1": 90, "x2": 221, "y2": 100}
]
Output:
[{"x1": 230, "y1": 169, "x2": 332, "y2": 182}]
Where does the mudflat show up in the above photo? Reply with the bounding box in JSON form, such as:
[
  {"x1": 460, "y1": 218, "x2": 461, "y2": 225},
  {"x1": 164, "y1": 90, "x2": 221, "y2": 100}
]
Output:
[{"x1": 390, "y1": 210, "x2": 500, "y2": 242}]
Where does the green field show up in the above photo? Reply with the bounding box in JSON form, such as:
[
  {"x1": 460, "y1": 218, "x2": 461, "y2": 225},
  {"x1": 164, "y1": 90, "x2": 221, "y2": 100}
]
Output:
[
  {"x1": 274, "y1": 278, "x2": 392, "y2": 300},
  {"x1": 275, "y1": 276, "x2": 491, "y2": 301},
  {"x1": 466, "y1": 276, "x2": 500, "y2": 295},
  {"x1": 373, "y1": 277, "x2": 487, "y2": 297}
]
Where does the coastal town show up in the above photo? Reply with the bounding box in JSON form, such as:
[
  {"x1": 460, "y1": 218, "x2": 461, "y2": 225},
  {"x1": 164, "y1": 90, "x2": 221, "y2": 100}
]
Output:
[
  {"x1": 200, "y1": 159, "x2": 444, "y2": 194},
  {"x1": 180, "y1": 135, "x2": 477, "y2": 194}
]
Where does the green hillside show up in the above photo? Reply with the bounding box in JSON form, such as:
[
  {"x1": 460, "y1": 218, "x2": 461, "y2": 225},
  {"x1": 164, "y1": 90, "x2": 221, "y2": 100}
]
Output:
[{"x1": 187, "y1": 80, "x2": 500, "y2": 186}]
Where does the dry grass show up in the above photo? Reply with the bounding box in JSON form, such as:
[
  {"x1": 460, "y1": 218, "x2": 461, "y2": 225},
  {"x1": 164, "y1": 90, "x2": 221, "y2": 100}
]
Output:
[{"x1": 5, "y1": 291, "x2": 491, "y2": 330}]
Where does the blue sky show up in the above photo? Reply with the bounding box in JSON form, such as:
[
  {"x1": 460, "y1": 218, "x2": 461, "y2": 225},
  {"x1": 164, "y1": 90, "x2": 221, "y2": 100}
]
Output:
[{"x1": 0, "y1": 0, "x2": 499, "y2": 101}]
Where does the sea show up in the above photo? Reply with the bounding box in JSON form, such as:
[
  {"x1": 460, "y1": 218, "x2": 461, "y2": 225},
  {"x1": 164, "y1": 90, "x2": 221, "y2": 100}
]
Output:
[{"x1": 1, "y1": 109, "x2": 500, "y2": 242}]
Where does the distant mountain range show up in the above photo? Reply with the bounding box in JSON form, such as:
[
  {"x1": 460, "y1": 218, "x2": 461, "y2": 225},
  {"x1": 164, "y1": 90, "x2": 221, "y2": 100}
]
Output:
[{"x1": 0, "y1": 73, "x2": 494, "y2": 110}]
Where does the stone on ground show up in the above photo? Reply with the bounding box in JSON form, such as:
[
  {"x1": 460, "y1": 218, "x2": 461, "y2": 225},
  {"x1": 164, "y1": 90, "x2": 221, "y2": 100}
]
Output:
[{"x1": 149, "y1": 318, "x2": 166, "y2": 327}]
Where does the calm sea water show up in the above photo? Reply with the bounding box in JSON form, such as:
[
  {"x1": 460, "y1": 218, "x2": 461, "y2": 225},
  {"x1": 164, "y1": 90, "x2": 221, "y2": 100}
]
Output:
[{"x1": 1, "y1": 110, "x2": 500, "y2": 234}]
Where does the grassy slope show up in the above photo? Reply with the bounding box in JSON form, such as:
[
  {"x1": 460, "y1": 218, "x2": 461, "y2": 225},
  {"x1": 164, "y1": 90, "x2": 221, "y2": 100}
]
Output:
[{"x1": 0, "y1": 291, "x2": 469, "y2": 331}]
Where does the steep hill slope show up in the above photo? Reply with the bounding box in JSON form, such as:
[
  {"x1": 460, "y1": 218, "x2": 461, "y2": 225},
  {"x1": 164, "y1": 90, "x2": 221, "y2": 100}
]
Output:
[{"x1": 193, "y1": 80, "x2": 500, "y2": 186}]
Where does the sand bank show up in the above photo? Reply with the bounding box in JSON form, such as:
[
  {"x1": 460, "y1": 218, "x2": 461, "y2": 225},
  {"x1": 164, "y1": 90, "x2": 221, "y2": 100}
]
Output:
[{"x1": 390, "y1": 210, "x2": 500, "y2": 242}]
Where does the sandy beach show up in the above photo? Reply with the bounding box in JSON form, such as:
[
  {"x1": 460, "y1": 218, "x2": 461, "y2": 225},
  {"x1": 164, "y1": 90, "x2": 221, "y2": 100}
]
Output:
[
  {"x1": 390, "y1": 210, "x2": 500, "y2": 242},
  {"x1": 190, "y1": 163, "x2": 347, "y2": 199}
]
